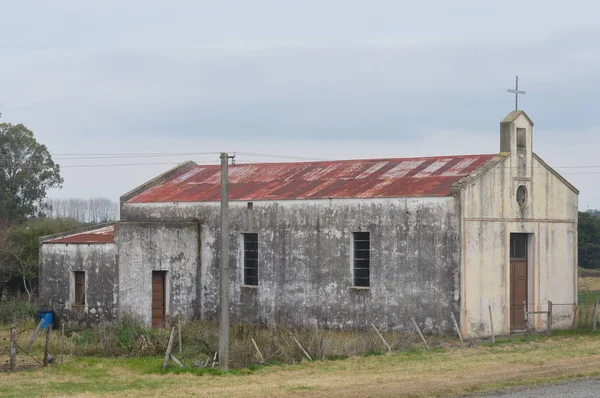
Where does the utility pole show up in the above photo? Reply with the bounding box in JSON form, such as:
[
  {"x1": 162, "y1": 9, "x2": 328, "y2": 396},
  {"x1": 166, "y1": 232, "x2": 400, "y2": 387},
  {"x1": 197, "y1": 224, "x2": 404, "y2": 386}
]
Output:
[{"x1": 219, "y1": 152, "x2": 232, "y2": 371}]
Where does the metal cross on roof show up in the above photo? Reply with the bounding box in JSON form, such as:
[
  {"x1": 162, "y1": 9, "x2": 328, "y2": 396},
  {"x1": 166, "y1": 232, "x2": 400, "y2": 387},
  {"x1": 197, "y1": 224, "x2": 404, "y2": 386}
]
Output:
[{"x1": 507, "y1": 75, "x2": 526, "y2": 111}]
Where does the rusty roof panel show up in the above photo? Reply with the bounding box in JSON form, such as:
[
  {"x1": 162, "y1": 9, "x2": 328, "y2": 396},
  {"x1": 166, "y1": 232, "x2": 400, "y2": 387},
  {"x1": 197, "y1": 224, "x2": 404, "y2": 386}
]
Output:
[
  {"x1": 127, "y1": 154, "x2": 496, "y2": 203},
  {"x1": 45, "y1": 225, "x2": 115, "y2": 244}
]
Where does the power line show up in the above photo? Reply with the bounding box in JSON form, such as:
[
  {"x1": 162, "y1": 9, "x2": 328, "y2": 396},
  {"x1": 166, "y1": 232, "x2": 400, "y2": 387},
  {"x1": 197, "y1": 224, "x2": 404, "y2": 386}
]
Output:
[
  {"x1": 2, "y1": 153, "x2": 600, "y2": 170},
  {"x1": 234, "y1": 151, "x2": 329, "y2": 161},
  {"x1": 1, "y1": 160, "x2": 600, "y2": 176}
]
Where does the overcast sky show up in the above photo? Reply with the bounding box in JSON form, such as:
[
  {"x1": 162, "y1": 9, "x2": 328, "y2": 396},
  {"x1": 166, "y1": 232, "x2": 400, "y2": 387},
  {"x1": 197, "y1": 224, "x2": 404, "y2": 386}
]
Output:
[{"x1": 1, "y1": 1, "x2": 599, "y2": 208}]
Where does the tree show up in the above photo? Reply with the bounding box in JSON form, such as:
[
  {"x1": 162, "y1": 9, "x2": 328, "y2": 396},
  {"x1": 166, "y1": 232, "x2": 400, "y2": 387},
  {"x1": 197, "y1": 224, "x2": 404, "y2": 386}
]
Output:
[
  {"x1": 0, "y1": 123, "x2": 63, "y2": 224},
  {"x1": 0, "y1": 221, "x2": 17, "y2": 298},
  {"x1": 0, "y1": 218, "x2": 82, "y2": 298},
  {"x1": 579, "y1": 211, "x2": 600, "y2": 269}
]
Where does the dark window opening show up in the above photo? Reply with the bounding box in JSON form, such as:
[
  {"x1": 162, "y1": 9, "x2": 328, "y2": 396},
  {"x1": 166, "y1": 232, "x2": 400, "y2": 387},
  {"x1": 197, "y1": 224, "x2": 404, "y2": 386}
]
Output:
[
  {"x1": 243, "y1": 233, "x2": 259, "y2": 286},
  {"x1": 353, "y1": 232, "x2": 370, "y2": 287},
  {"x1": 247, "y1": 202, "x2": 253, "y2": 209},
  {"x1": 510, "y1": 233, "x2": 528, "y2": 259},
  {"x1": 517, "y1": 128, "x2": 526, "y2": 149},
  {"x1": 74, "y1": 271, "x2": 85, "y2": 305}
]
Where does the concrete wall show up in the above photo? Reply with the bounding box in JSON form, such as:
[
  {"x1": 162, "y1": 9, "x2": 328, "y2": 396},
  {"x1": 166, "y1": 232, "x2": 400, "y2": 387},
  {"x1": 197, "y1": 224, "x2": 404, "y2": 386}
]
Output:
[
  {"x1": 39, "y1": 243, "x2": 118, "y2": 325},
  {"x1": 115, "y1": 222, "x2": 200, "y2": 326},
  {"x1": 459, "y1": 112, "x2": 578, "y2": 337},
  {"x1": 122, "y1": 197, "x2": 460, "y2": 333}
]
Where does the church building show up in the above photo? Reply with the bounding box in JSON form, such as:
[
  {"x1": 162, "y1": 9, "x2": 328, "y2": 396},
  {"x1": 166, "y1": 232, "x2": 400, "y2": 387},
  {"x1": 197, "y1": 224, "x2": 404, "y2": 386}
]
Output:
[{"x1": 39, "y1": 110, "x2": 579, "y2": 337}]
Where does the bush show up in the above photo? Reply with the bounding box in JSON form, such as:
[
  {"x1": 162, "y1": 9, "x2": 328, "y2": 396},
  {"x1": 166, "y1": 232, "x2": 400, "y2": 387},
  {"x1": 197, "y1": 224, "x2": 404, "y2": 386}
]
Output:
[
  {"x1": 0, "y1": 297, "x2": 38, "y2": 324},
  {"x1": 70, "y1": 313, "x2": 168, "y2": 357}
]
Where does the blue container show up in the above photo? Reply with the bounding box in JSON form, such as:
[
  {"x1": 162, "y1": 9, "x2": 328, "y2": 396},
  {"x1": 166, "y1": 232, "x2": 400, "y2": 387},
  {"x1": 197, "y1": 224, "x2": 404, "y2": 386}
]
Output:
[{"x1": 37, "y1": 310, "x2": 54, "y2": 330}]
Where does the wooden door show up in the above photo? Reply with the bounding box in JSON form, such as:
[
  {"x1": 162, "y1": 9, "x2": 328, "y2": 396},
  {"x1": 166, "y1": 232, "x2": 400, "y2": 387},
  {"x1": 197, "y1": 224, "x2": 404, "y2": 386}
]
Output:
[
  {"x1": 510, "y1": 260, "x2": 528, "y2": 330},
  {"x1": 510, "y1": 234, "x2": 528, "y2": 331},
  {"x1": 152, "y1": 271, "x2": 166, "y2": 328}
]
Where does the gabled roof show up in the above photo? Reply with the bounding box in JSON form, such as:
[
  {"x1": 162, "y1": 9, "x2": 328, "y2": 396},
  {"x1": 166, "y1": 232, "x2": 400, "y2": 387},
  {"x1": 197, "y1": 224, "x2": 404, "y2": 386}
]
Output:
[
  {"x1": 43, "y1": 225, "x2": 115, "y2": 244},
  {"x1": 501, "y1": 110, "x2": 534, "y2": 126},
  {"x1": 126, "y1": 154, "x2": 496, "y2": 203}
]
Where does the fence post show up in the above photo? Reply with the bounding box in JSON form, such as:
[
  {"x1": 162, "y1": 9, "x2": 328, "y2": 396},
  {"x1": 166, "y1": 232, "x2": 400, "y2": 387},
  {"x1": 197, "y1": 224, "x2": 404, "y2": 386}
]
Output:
[
  {"x1": 488, "y1": 306, "x2": 495, "y2": 344},
  {"x1": 371, "y1": 323, "x2": 392, "y2": 353},
  {"x1": 548, "y1": 300, "x2": 553, "y2": 335},
  {"x1": 61, "y1": 323, "x2": 65, "y2": 364},
  {"x1": 43, "y1": 325, "x2": 52, "y2": 367},
  {"x1": 411, "y1": 318, "x2": 431, "y2": 351},
  {"x1": 10, "y1": 327, "x2": 17, "y2": 372},
  {"x1": 162, "y1": 327, "x2": 176, "y2": 369},
  {"x1": 25, "y1": 319, "x2": 44, "y2": 352},
  {"x1": 178, "y1": 318, "x2": 182, "y2": 356},
  {"x1": 251, "y1": 338, "x2": 265, "y2": 363},
  {"x1": 593, "y1": 299, "x2": 598, "y2": 332},
  {"x1": 450, "y1": 313, "x2": 464, "y2": 346},
  {"x1": 293, "y1": 337, "x2": 313, "y2": 361}
]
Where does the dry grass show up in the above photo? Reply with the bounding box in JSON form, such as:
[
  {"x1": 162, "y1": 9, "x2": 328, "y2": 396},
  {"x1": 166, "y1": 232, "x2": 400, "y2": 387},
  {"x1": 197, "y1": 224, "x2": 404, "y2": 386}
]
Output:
[
  {"x1": 4, "y1": 275, "x2": 600, "y2": 397},
  {"x1": 580, "y1": 275, "x2": 600, "y2": 292},
  {"x1": 3, "y1": 333, "x2": 600, "y2": 397},
  {"x1": 578, "y1": 274, "x2": 600, "y2": 328}
]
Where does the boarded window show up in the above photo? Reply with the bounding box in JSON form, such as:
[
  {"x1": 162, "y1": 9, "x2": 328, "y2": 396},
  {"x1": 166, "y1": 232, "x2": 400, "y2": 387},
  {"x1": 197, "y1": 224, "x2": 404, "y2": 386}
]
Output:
[
  {"x1": 353, "y1": 232, "x2": 371, "y2": 287},
  {"x1": 510, "y1": 234, "x2": 528, "y2": 259},
  {"x1": 517, "y1": 128, "x2": 526, "y2": 149},
  {"x1": 243, "y1": 233, "x2": 259, "y2": 286},
  {"x1": 74, "y1": 271, "x2": 85, "y2": 305}
]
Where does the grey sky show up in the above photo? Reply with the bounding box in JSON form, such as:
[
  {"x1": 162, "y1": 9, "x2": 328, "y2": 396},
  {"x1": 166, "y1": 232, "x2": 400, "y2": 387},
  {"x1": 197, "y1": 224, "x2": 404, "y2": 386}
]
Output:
[{"x1": 1, "y1": 1, "x2": 599, "y2": 208}]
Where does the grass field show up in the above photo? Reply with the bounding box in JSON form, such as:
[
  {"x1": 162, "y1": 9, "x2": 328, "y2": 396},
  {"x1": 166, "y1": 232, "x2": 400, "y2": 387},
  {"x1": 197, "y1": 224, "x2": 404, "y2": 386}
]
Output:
[
  {"x1": 2, "y1": 272, "x2": 600, "y2": 397},
  {"x1": 2, "y1": 332, "x2": 600, "y2": 397},
  {"x1": 578, "y1": 270, "x2": 600, "y2": 327}
]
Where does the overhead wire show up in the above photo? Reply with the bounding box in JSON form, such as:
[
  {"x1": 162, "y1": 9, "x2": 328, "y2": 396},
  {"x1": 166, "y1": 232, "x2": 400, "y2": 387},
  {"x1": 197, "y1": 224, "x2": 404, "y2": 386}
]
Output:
[
  {"x1": 1, "y1": 151, "x2": 600, "y2": 169},
  {"x1": 0, "y1": 151, "x2": 599, "y2": 176}
]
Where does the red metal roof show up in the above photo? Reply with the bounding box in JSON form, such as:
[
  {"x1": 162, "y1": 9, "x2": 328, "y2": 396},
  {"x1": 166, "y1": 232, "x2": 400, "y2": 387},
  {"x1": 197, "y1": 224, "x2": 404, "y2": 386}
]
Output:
[
  {"x1": 45, "y1": 225, "x2": 114, "y2": 244},
  {"x1": 127, "y1": 154, "x2": 496, "y2": 203}
]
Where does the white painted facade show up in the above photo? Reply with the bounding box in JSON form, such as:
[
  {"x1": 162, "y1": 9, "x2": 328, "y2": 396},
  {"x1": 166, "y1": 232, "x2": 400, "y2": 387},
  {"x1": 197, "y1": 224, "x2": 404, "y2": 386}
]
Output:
[{"x1": 457, "y1": 111, "x2": 578, "y2": 337}]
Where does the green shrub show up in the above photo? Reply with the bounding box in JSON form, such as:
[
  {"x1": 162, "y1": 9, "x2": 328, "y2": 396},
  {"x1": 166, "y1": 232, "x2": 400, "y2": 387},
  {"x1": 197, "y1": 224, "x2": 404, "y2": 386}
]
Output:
[
  {"x1": 69, "y1": 314, "x2": 168, "y2": 357},
  {"x1": 0, "y1": 297, "x2": 38, "y2": 324}
]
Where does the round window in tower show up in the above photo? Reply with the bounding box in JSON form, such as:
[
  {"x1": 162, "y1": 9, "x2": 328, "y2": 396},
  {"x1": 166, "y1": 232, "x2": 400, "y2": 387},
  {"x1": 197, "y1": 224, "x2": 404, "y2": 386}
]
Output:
[{"x1": 516, "y1": 185, "x2": 528, "y2": 207}]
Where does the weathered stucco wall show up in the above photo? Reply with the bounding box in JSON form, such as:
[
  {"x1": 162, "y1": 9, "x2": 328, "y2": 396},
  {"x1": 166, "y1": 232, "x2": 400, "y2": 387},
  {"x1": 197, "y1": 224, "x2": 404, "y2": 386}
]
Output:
[
  {"x1": 115, "y1": 222, "x2": 200, "y2": 326},
  {"x1": 460, "y1": 112, "x2": 578, "y2": 337},
  {"x1": 122, "y1": 197, "x2": 460, "y2": 333},
  {"x1": 39, "y1": 243, "x2": 118, "y2": 324}
]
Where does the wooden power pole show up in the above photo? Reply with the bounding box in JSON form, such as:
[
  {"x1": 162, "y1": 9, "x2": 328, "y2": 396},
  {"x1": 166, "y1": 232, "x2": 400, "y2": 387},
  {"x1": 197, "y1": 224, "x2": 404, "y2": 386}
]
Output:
[{"x1": 219, "y1": 152, "x2": 231, "y2": 371}]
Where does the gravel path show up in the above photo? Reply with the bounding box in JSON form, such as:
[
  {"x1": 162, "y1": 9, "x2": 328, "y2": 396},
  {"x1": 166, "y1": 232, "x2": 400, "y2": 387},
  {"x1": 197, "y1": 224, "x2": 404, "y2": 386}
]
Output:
[{"x1": 480, "y1": 378, "x2": 600, "y2": 397}]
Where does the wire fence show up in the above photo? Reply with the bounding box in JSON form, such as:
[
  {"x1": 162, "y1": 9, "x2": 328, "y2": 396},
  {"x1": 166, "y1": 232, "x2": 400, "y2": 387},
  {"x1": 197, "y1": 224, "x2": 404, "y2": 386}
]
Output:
[{"x1": 0, "y1": 298, "x2": 595, "y2": 372}]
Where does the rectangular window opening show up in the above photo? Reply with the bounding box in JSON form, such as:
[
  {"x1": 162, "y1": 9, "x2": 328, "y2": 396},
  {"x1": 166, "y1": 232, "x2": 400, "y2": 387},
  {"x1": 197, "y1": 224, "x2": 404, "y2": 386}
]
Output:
[
  {"x1": 510, "y1": 233, "x2": 528, "y2": 259},
  {"x1": 353, "y1": 231, "x2": 370, "y2": 287},
  {"x1": 74, "y1": 271, "x2": 85, "y2": 305},
  {"x1": 243, "y1": 233, "x2": 259, "y2": 286},
  {"x1": 516, "y1": 128, "x2": 526, "y2": 149}
]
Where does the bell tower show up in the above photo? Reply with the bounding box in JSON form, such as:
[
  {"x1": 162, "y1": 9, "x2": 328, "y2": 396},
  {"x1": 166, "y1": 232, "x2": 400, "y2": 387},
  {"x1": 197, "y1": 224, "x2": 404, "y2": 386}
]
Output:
[{"x1": 500, "y1": 110, "x2": 534, "y2": 179}]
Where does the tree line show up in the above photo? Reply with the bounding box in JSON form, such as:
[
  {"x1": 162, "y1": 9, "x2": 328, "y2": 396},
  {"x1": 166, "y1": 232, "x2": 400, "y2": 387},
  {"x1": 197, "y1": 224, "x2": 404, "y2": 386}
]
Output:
[
  {"x1": 44, "y1": 197, "x2": 118, "y2": 223},
  {"x1": 578, "y1": 210, "x2": 600, "y2": 269}
]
